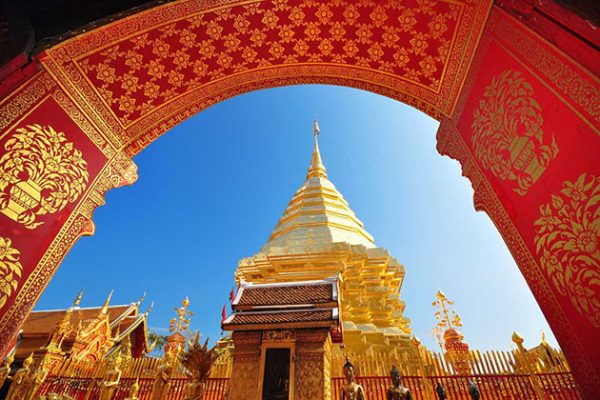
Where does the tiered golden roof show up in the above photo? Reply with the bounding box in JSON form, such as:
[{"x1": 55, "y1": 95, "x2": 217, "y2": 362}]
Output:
[
  {"x1": 262, "y1": 120, "x2": 374, "y2": 252},
  {"x1": 236, "y1": 121, "x2": 413, "y2": 355}
]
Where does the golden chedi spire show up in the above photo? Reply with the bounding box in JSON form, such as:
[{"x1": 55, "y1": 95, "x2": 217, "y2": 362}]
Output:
[
  {"x1": 262, "y1": 120, "x2": 374, "y2": 252},
  {"x1": 306, "y1": 119, "x2": 327, "y2": 179},
  {"x1": 100, "y1": 289, "x2": 114, "y2": 316},
  {"x1": 236, "y1": 119, "x2": 412, "y2": 356}
]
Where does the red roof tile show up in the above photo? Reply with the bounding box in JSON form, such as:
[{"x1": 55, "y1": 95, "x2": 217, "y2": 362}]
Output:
[
  {"x1": 236, "y1": 284, "x2": 333, "y2": 308},
  {"x1": 229, "y1": 309, "x2": 332, "y2": 325}
]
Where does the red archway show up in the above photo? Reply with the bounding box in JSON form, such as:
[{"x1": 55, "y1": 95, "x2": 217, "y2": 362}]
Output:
[{"x1": 0, "y1": 0, "x2": 597, "y2": 396}]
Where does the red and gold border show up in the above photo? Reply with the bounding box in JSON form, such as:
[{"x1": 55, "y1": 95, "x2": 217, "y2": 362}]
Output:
[{"x1": 437, "y1": 7, "x2": 600, "y2": 397}]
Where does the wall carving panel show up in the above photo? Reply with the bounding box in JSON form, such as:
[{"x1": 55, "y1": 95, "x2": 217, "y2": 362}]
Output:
[{"x1": 437, "y1": 7, "x2": 600, "y2": 398}]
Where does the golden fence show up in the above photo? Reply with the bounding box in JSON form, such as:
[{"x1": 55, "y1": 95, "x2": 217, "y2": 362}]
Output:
[
  {"x1": 330, "y1": 347, "x2": 571, "y2": 377},
  {"x1": 32, "y1": 346, "x2": 579, "y2": 399}
]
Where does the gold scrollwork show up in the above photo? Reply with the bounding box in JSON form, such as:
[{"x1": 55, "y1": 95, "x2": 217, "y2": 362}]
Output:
[
  {"x1": 534, "y1": 173, "x2": 600, "y2": 327},
  {"x1": 471, "y1": 69, "x2": 559, "y2": 195},
  {"x1": 0, "y1": 237, "x2": 22, "y2": 309},
  {"x1": 0, "y1": 124, "x2": 89, "y2": 229}
]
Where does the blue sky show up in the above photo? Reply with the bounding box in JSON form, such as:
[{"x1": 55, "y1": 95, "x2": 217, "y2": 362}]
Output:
[{"x1": 36, "y1": 84, "x2": 558, "y2": 351}]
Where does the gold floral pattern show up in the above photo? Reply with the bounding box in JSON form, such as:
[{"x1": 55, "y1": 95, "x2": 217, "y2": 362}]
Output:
[
  {"x1": 0, "y1": 125, "x2": 89, "y2": 229},
  {"x1": 74, "y1": 0, "x2": 464, "y2": 126},
  {"x1": 472, "y1": 69, "x2": 559, "y2": 195},
  {"x1": 0, "y1": 237, "x2": 22, "y2": 309},
  {"x1": 534, "y1": 173, "x2": 600, "y2": 327}
]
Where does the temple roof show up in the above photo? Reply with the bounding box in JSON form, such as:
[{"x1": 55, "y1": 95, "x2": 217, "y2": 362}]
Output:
[
  {"x1": 224, "y1": 309, "x2": 336, "y2": 330},
  {"x1": 223, "y1": 277, "x2": 340, "y2": 333},
  {"x1": 21, "y1": 305, "x2": 131, "y2": 335},
  {"x1": 14, "y1": 293, "x2": 150, "y2": 361},
  {"x1": 261, "y1": 121, "x2": 375, "y2": 252},
  {"x1": 234, "y1": 279, "x2": 337, "y2": 310}
]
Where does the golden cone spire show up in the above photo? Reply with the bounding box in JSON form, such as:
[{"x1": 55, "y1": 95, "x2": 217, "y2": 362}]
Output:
[
  {"x1": 73, "y1": 288, "x2": 84, "y2": 308},
  {"x1": 306, "y1": 119, "x2": 327, "y2": 179},
  {"x1": 100, "y1": 289, "x2": 114, "y2": 316},
  {"x1": 261, "y1": 120, "x2": 375, "y2": 251}
]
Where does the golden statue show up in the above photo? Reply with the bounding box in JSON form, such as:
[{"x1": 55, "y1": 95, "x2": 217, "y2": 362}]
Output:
[
  {"x1": 6, "y1": 353, "x2": 33, "y2": 400},
  {"x1": 0, "y1": 353, "x2": 14, "y2": 388},
  {"x1": 124, "y1": 379, "x2": 140, "y2": 400},
  {"x1": 387, "y1": 366, "x2": 412, "y2": 400},
  {"x1": 26, "y1": 357, "x2": 51, "y2": 400},
  {"x1": 98, "y1": 356, "x2": 122, "y2": 400},
  {"x1": 340, "y1": 358, "x2": 366, "y2": 400},
  {"x1": 151, "y1": 350, "x2": 176, "y2": 400}
]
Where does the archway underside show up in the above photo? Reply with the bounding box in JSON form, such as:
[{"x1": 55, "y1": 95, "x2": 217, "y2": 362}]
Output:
[{"x1": 0, "y1": 0, "x2": 598, "y2": 397}]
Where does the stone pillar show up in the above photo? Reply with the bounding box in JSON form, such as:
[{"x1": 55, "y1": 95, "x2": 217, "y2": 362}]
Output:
[
  {"x1": 294, "y1": 329, "x2": 331, "y2": 400},
  {"x1": 229, "y1": 331, "x2": 262, "y2": 400}
]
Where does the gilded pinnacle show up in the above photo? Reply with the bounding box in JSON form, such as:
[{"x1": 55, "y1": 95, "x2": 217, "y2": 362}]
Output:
[
  {"x1": 73, "y1": 289, "x2": 84, "y2": 308},
  {"x1": 307, "y1": 119, "x2": 327, "y2": 179},
  {"x1": 100, "y1": 289, "x2": 114, "y2": 316}
]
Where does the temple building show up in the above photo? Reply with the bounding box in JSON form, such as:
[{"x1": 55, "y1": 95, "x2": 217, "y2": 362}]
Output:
[
  {"x1": 9, "y1": 290, "x2": 150, "y2": 369},
  {"x1": 235, "y1": 121, "x2": 413, "y2": 359}
]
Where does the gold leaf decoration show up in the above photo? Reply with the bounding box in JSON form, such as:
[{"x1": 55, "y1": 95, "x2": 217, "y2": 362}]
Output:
[
  {"x1": 0, "y1": 124, "x2": 89, "y2": 229},
  {"x1": 534, "y1": 173, "x2": 600, "y2": 327},
  {"x1": 0, "y1": 237, "x2": 22, "y2": 309},
  {"x1": 472, "y1": 69, "x2": 559, "y2": 195}
]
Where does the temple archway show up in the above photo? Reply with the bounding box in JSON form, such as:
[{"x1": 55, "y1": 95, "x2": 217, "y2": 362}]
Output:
[{"x1": 0, "y1": 0, "x2": 597, "y2": 396}]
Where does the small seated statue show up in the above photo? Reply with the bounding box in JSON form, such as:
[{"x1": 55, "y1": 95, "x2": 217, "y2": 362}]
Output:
[
  {"x1": 468, "y1": 380, "x2": 481, "y2": 400},
  {"x1": 125, "y1": 379, "x2": 140, "y2": 400},
  {"x1": 435, "y1": 382, "x2": 447, "y2": 400},
  {"x1": 340, "y1": 358, "x2": 366, "y2": 400},
  {"x1": 386, "y1": 365, "x2": 412, "y2": 400}
]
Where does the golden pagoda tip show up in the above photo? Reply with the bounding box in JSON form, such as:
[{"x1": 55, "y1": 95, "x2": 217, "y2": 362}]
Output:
[
  {"x1": 136, "y1": 291, "x2": 146, "y2": 306},
  {"x1": 73, "y1": 288, "x2": 84, "y2": 307},
  {"x1": 306, "y1": 119, "x2": 327, "y2": 179},
  {"x1": 144, "y1": 302, "x2": 154, "y2": 316},
  {"x1": 100, "y1": 289, "x2": 114, "y2": 315}
]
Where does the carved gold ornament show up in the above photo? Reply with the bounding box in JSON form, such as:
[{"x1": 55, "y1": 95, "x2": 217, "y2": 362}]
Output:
[
  {"x1": 534, "y1": 173, "x2": 600, "y2": 327},
  {"x1": 0, "y1": 124, "x2": 89, "y2": 228},
  {"x1": 472, "y1": 69, "x2": 558, "y2": 195},
  {"x1": 0, "y1": 237, "x2": 22, "y2": 309}
]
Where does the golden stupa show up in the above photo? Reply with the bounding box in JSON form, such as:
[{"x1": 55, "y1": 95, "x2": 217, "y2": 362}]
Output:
[{"x1": 235, "y1": 120, "x2": 413, "y2": 356}]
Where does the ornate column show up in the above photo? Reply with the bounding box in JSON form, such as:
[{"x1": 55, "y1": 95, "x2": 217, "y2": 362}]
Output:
[
  {"x1": 229, "y1": 331, "x2": 262, "y2": 400},
  {"x1": 294, "y1": 329, "x2": 331, "y2": 400}
]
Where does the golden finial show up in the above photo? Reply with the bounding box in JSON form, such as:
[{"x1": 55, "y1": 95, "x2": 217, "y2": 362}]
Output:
[
  {"x1": 100, "y1": 289, "x2": 114, "y2": 316},
  {"x1": 307, "y1": 119, "x2": 327, "y2": 179},
  {"x1": 144, "y1": 302, "x2": 154, "y2": 317},
  {"x1": 135, "y1": 292, "x2": 146, "y2": 306},
  {"x1": 169, "y1": 297, "x2": 193, "y2": 334},
  {"x1": 73, "y1": 289, "x2": 84, "y2": 307},
  {"x1": 512, "y1": 331, "x2": 524, "y2": 345},
  {"x1": 541, "y1": 330, "x2": 547, "y2": 346}
]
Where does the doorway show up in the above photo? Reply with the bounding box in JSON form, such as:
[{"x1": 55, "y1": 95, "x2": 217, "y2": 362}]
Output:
[{"x1": 261, "y1": 348, "x2": 291, "y2": 400}]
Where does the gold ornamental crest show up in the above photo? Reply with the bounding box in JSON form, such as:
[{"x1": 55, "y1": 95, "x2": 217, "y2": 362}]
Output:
[
  {"x1": 0, "y1": 124, "x2": 89, "y2": 229},
  {"x1": 534, "y1": 173, "x2": 600, "y2": 327},
  {"x1": 471, "y1": 69, "x2": 559, "y2": 195},
  {"x1": 0, "y1": 236, "x2": 22, "y2": 309}
]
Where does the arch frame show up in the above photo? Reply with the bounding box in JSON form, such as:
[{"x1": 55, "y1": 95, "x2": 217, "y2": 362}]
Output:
[{"x1": 0, "y1": 0, "x2": 598, "y2": 397}]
